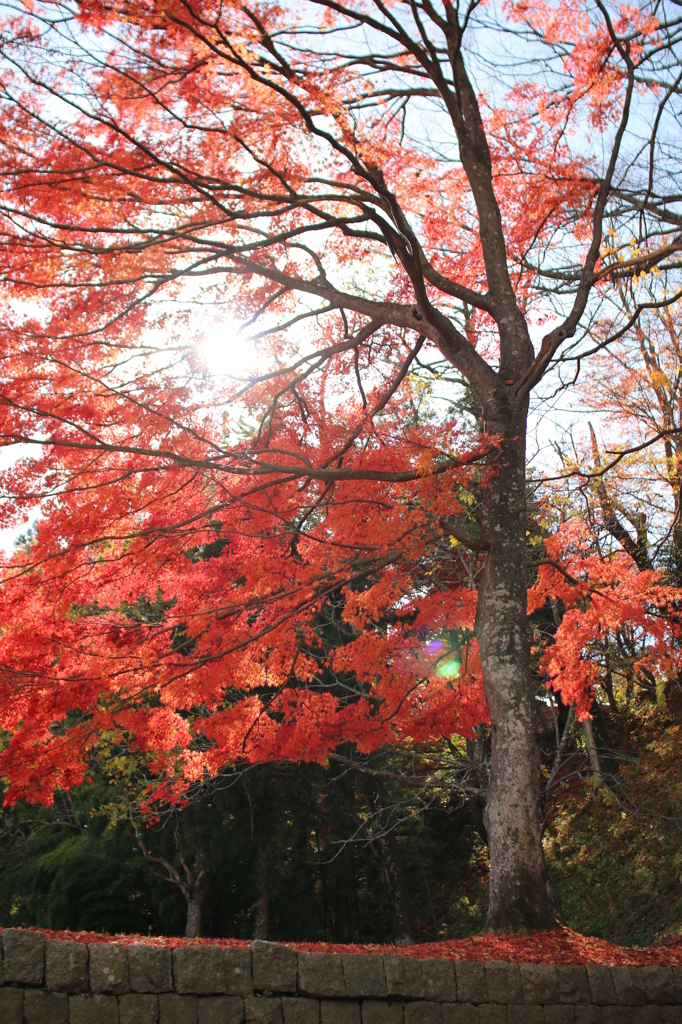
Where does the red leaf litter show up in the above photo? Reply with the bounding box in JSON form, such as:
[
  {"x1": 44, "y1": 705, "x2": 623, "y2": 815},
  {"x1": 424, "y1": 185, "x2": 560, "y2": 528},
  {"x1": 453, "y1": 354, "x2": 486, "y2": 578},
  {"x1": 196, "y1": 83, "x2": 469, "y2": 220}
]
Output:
[{"x1": 4, "y1": 928, "x2": 681, "y2": 966}]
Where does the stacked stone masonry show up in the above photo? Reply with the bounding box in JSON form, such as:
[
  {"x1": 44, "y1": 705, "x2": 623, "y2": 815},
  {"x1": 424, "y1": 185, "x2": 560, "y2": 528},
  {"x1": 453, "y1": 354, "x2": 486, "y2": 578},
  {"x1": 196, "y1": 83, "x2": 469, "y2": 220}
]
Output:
[{"x1": 0, "y1": 930, "x2": 681, "y2": 1024}]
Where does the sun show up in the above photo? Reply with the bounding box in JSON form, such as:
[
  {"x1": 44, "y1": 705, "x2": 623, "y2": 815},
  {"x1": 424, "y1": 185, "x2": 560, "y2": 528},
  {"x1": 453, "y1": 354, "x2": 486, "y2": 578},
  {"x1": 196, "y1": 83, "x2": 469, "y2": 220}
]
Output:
[{"x1": 195, "y1": 318, "x2": 269, "y2": 384}]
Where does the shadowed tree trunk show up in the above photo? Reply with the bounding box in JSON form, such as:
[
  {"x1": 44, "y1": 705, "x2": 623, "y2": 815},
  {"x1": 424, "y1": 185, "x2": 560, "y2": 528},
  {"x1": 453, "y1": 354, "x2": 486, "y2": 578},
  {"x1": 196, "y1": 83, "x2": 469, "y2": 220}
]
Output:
[
  {"x1": 333, "y1": 867, "x2": 348, "y2": 943},
  {"x1": 130, "y1": 813, "x2": 209, "y2": 938},
  {"x1": 465, "y1": 725, "x2": 490, "y2": 844},
  {"x1": 367, "y1": 781, "x2": 414, "y2": 944},
  {"x1": 183, "y1": 847, "x2": 209, "y2": 939},
  {"x1": 254, "y1": 825, "x2": 269, "y2": 940}
]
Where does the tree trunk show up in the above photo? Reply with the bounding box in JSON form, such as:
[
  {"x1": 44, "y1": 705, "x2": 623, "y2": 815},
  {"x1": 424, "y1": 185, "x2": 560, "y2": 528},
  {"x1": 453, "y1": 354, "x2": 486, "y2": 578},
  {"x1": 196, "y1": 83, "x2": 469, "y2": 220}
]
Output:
[
  {"x1": 603, "y1": 656, "x2": 619, "y2": 718},
  {"x1": 254, "y1": 889, "x2": 268, "y2": 940},
  {"x1": 333, "y1": 874, "x2": 348, "y2": 943},
  {"x1": 582, "y1": 718, "x2": 604, "y2": 793},
  {"x1": 254, "y1": 827, "x2": 268, "y2": 941},
  {"x1": 465, "y1": 724, "x2": 490, "y2": 844},
  {"x1": 183, "y1": 848, "x2": 208, "y2": 938},
  {"x1": 542, "y1": 851, "x2": 565, "y2": 926},
  {"x1": 367, "y1": 782, "x2": 414, "y2": 945},
  {"x1": 375, "y1": 831, "x2": 413, "y2": 945},
  {"x1": 476, "y1": 415, "x2": 557, "y2": 933},
  {"x1": 185, "y1": 897, "x2": 203, "y2": 939}
]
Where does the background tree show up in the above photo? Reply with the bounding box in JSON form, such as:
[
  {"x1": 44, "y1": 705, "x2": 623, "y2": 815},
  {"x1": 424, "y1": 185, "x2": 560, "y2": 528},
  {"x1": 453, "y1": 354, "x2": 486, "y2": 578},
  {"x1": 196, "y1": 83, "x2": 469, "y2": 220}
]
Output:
[{"x1": 1, "y1": 747, "x2": 494, "y2": 942}]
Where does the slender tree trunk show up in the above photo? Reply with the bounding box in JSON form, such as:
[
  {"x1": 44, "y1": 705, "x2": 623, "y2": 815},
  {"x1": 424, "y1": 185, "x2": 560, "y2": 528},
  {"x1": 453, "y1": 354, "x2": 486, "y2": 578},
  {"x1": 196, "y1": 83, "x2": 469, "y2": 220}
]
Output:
[
  {"x1": 254, "y1": 827, "x2": 269, "y2": 940},
  {"x1": 367, "y1": 782, "x2": 414, "y2": 945},
  {"x1": 376, "y1": 831, "x2": 413, "y2": 945},
  {"x1": 465, "y1": 724, "x2": 490, "y2": 844},
  {"x1": 603, "y1": 655, "x2": 619, "y2": 718},
  {"x1": 333, "y1": 874, "x2": 348, "y2": 943},
  {"x1": 183, "y1": 848, "x2": 208, "y2": 939},
  {"x1": 541, "y1": 851, "x2": 565, "y2": 926},
  {"x1": 672, "y1": 520, "x2": 682, "y2": 588},
  {"x1": 131, "y1": 813, "x2": 209, "y2": 939},
  {"x1": 185, "y1": 897, "x2": 203, "y2": 939},
  {"x1": 476, "y1": 415, "x2": 557, "y2": 933},
  {"x1": 582, "y1": 718, "x2": 604, "y2": 793}
]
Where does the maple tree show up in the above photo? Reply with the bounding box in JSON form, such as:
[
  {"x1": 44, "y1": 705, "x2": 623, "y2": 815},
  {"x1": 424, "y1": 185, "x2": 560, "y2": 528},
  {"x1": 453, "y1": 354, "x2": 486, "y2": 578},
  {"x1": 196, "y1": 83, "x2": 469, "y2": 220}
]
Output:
[
  {"x1": 581, "y1": 294, "x2": 682, "y2": 582},
  {"x1": 1, "y1": 0, "x2": 682, "y2": 935},
  {"x1": 537, "y1": 278, "x2": 682, "y2": 718}
]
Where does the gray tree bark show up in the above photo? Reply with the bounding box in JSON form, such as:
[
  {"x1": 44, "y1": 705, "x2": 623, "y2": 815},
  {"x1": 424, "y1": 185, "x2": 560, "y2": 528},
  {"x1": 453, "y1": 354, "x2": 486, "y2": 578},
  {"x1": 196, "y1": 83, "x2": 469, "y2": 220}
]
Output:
[
  {"x1": 182, "y1": 847, "x2": 208, "y2": 939},
  {"x1": 475, "y1": 409, "x2": 556, "y2": 932}
]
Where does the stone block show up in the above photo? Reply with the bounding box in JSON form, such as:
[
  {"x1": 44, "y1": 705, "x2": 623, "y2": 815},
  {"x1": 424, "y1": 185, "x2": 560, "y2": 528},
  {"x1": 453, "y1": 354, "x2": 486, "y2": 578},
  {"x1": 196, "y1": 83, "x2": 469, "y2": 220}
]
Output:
[
  {"x1": 199, "y1": 995, "x2": 246, "y2": 1024},
  {"x1": 120, "y1": 993, "x2": 160, "y2": 1024},
  {"x1": 455, "y1": 963, "x2": 486, "y2": 1005},
  {"x1": 252, "y1": 944, "x2": 297, "y2": 995},
  {"x1": 640, "y1": 968, "x2": 676, "y2": 1006},
  {"x1": 245, "y1": 996, "x2": 284, "y2": 1024},
  {"x1": 0, "y1": 986, "x2": 23, "y2": 1024},
  {"x1": 604, "y1": 1009, "x2": 633, "y2": 1024},
  {"x1": 442, "y1": 1007, "x2": 479, "y2": 1024},
  {"x1": 633, "y1": 1010, "x2": 662, "y2": 1024},
  {"x1": 159, "y1": 993, "x2": 199, "y2": 1024},
  {"x1": 611, "y1": 967, "x2": 646, "y2": 1006},
  {"x1": 521, "y1": 965, "x2": 560, "y2": 1005},
  {"x1": 343, "y1": 956, "x2": 386, "y2": 999},
  {"x1": 22, "y1": 988, "x2": 68, "y2": 1024},
  {"x1": 69, "y1": 993, "x2": 120, "y2": 1024},
  {"x1": 672, "y1": 968, "x2": 682, "y2": 1004},
  {"x1": 476, "y1": 1006, "x2": 507, "y2": 1024},
  {"x1": 508, "y1": 1007, "x2": 543, "y2": 1024},
  {"x1": 174, "y1": 947, "x2": 227, "y2": 996},
  {"x1": 298, "y1": 953, "x2": 346, "y2": 998},
  {"x1": 45, "y1": 940, "x2": 88, "y2": 993},
  {"x1": 557, "y1": 967, "x2": 591, "y2": 1005},
  {"x1": 485, "y1": 962, "x2": 522, "y2": 1004},
  {"x1": 129, "y1": 945, "x2": 173, "y2": 993},
  {"x1": 403, "y1": 1001, "x2": 442, "y2": 1024},
  {"x1": 89, "y1": 943, "x2": 129, "y2": 995},
  {"x1": 421, "y1": 960, "x2": 456, "y2": 1002},
  {"x1": 662, "y1": 1009, "x2": 682, "y2": 1024},
  {"x1": 573, "y1": 1010, "x2": 600, "y2": 1024},
  {"x1": 320, "y1": 1002, "x2": 361, "y2": 1024},
  {"x1": 2, "y1": 929, "x2": 45, "y2": 986},
  {"x1": 544, "y1": 1007, "x2": 575, "y2": 1023},
  {"x1": 282, "y1": 997, "x2": 320, "y2": 1024},
  {"x1": 587, "y1": 966, "x2": 617, "y2": 1006},
  {"x1": 360, "y1": 1000, "x2": 403, "y2": 1024},
  {"x1": 574, "y1": 1009, "x2": 601, "y2": 1024},
  {"x1": 224, "y1": 950, "x2": 253, "y2": 997},
  {"x1": 384, "y1": 956, "x2": 425, "y2": 1000}
]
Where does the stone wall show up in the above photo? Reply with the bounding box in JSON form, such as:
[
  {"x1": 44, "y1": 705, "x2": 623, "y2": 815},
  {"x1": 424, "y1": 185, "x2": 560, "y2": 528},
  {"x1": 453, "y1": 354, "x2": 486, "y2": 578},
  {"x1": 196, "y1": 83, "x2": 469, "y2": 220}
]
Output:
[{"x1": 0, "y1": 929, "x2": 681, "y2": 1024}]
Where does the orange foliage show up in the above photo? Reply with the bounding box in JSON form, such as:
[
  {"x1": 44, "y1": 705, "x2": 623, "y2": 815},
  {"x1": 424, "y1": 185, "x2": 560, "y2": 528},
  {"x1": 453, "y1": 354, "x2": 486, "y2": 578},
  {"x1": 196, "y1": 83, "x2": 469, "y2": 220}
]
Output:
[{"x1": 0, "y1": 0, "x2": 676, "y2": 812}]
